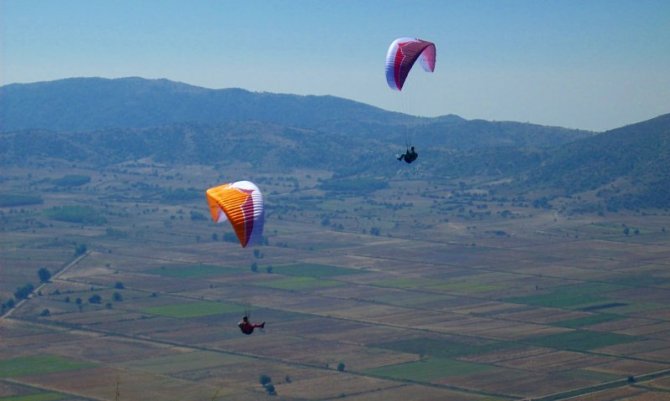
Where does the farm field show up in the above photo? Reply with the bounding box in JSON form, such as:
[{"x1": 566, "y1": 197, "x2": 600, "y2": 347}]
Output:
[{"x1": 1, "y1": 161, "x2": 670, "y2": 401}]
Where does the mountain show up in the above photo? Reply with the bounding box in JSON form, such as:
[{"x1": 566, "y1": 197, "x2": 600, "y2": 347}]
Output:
[
  {"x1": 0, "y1": 77, "x2": 597, "y2": 182},
  {"x1": 0, "y1": 122, "x2": 375, "y2": 172},
  {"x1": 525, "y1": 113, "x2": 670, "y2": 209},
  {"x1": 0, "y1": 77, "x2": 591, "y2": 149},
  {"x1": 0, "y1": 77, "x2": 410, "y2": 132},
  {"x1": 3, "y1": 76, "x2": 668, "y2": 210}
]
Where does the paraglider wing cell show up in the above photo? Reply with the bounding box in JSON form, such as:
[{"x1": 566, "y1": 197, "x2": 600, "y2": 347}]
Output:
[
  {"x1": 205, "y1": 181, "x2": 264, "y2": 248},
  {"x1": 385, "y1": 37, "x2": 436, "y2": 91}
]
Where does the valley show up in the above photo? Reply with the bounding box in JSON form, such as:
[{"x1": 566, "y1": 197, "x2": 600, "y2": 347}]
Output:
[{"x1": 1, "y1": 159, "x2": 669, "y2": 401}]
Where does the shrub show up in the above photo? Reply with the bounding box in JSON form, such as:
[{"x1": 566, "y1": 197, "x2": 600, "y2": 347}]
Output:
[
  {"x1": 259, "y1": 375, "x2": 272, "y2": 386},
  {"x1": 38, "y1": 267, "x2": 51, "y2": 283}
]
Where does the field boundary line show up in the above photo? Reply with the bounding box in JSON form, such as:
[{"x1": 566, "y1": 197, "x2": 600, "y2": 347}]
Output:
[
  {"x1": 0, "y1": 377, "x2": 103, "y2": 401},
  {"x1": 1, "y1": 251, "x2": 90, "y2": 320},
  {"x1": 8, "y1": 316, "x2": 521, "y2": 401},
  {"x1": 527, "y1": 368, "x2": 670, "y2": 401}
]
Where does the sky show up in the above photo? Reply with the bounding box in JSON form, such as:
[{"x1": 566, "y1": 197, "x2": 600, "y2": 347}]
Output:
[{"x1": 1, "y1": 0, "x2": 669, "y2": 131}]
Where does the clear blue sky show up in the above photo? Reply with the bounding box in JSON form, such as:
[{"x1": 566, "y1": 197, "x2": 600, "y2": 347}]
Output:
[{"x1": 2, "y1": 0, "x2": 669, "y2": 131}]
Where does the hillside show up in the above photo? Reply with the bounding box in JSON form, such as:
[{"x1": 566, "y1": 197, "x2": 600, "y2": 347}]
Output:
[
  {"x1": 0, "y1": 123, "x2": 380, "y2": 173},
  {"x1": 0, "y1": 77, "x2": 591, "y2": 148},
  {"x1": 2, "y1": 77, "x2": 670, "y2": 209},
  {"x1": 0, "y1": 77, "x2": 590, "y2": 176},
  {"x1": 525, "y1": 113, "x2": 670, "y2": 210},
  {"x1": 0, "y1": 77, "x2": 410, "y2": 132}
]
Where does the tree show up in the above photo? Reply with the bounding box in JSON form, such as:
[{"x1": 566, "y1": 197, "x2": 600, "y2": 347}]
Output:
[
  {"x1": 258, "y1": 375, "x2": 276, "y2": 396},
  {"x1": 250, "y1": 262, "x2": 258, "y2": 273},
  {"x1": 88, "y1": 294, "x2": 102, "y2": 304},
  {"x1": 259, "y1": 375, "x2": 272, "y2": 386},
  {"x1": 40, "y1": 308, "x2": 50, "y2": 317},
  {"x1": 264, "y1": 384, "x2": 276, "y2": 396},
  {"x1": 75, "y1": 243, "x2": 87, "y2": 256},
  {"x1": 14, "y1": 283, "x2": 34, "y2": 300},
  {"x1": 113, "y1": 292, "x2": 123, "y2": 302},
  {"x1": 337, "y1": 362, "x2": 346, "y2": 372},
  {"x1": 37, "y1": 267, "x2": 51, "y2": 283},
  {"x1": 2, "y1": 299, "x2": 16, "y2": 312},
  {"x1": 114, "y1": 281, "x2": 125, "y2": 289}
]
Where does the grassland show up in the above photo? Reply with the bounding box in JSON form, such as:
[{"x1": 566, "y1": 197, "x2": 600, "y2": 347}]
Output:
[
  {"x1": 0, "y1": 393, "x2": 69, "y2": 401},
  {"x1": 1, "y1": 161, "x2": 669, "y2": 401},
  {"x1": 553, "y1": 313, "x2": 625, "y2": 329},
  {"x1": 505, "y1": 282, "x2": 626, "y2": 308},
  {"x1": 268, "y1": 263, "x2": 366, "y2": 278},
  {"x1": 147, "y1": 264, "x2": 239, "y2": 278},
  {"x1": 365, "y1": 357, "x2": 494, "y2": 382},
  {"x1": 0, "y1": 355, "x2": 95, "y2": 378},
  {"x1": 253, "y1": 276, "x2": 344, "y2": 290},
  {"x1": 524, "y1": 330, "x2": 638, "y2": 352}
]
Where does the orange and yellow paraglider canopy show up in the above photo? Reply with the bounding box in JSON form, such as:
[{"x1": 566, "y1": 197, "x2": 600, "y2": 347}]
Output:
[{"x1": 205, "y1": 181, "x2": 264, "y2": 248}]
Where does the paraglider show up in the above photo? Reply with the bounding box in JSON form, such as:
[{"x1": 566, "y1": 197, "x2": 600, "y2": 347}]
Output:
[
  {"x1": 397, "y1": 146, "x2": 418, "y2": 164},
  {"x1": 238, "y1": 315, "x2": 265, "y2": 335},
  {"x1": 206, "y1": 181, "x2": 268, "y2": 334},
  {"x1": 385, "y1": 37, "x2": 436, "y2": 92},
  {"x1": 205, "y1": 181, "x2": 264, "y2": 248},
  {"x1": 385, "y1": 37, "x2": 436, "y2": 163}
]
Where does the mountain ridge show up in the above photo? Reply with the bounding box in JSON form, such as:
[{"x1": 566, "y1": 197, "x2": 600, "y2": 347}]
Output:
[
  {"x1": 0, "y1": 76, "x2": 412, "y2": 132},
  {"x1": 526, "y1": 113, "x2": 670, "y2": 210},
  {"x1": 1, "y1": 76, "x2": 669, "y2": 210}
]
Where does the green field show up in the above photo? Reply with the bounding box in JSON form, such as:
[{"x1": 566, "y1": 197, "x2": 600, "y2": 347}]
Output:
[
  {"x1": 253, "y1": 275, "x2": 343, "y2": 290},
  {"x1": 0, "y1": 355, "x2": 95, "y2": 378},
  {"x1": 365, "y1": 357, "x2": 494, "y2": 382},
  {"x1": 0, "y1": 193, "x2": 43, "y2": 207},
  {"x1": 608, "y1": 273, "x2": 670, "y2": 288},
  {"x1": 505, "y1": 282, "x2": 625, "y2": 309},
  {"x1": 525, "y1": 330, "x2": 638, "y2": 351},
  {"x1": 270, "y1": 263, "x2": 364, "y2": 278},
  {"x1": 554, "y1": 313, "x2": 624, "y2": 328},
  {"x1": 373, "y1": 337, "x2": 522, "y2": 359},
  {"x1": 375, "y1": 277, "x2": 436, "y2": 289},
  {"x1": 147, "y1": 264, "x2": 239, "y2": 278},
  {"x1": 0, "y1": 393, "x2": 67, "y2": 401},
  {"x1": 43, "y1": 205, "x2": 107, "y2": 225},
  {"x1": 428, "y1": 280, "x2": 505, "y2": 294}
]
